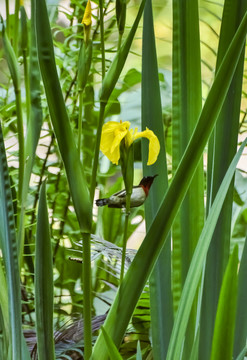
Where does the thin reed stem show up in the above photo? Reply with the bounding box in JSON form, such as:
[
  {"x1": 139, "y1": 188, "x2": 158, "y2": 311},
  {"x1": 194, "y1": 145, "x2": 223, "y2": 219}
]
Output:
[
  {"x1": 5, "y1": 0, "x2": 10, "y2": 35},
  {"x1": 120, "y1": 193, "x2": 130, "y2": 283},
  {"x1": 90, "y1": 102, "x2": 106, "y2": 201},
  {"x1": 83, "y1": 232, "x2": 92, "y2": 360},
  {"x1": 15, "y1": 88, "x2": 24, "y2": 205},
  {"x1": 13, "y1": 0, "x2": 20, "y2": 53},
  {"x1": 23, "y1": 49, "x2": 30, "y2": 124},
  {"x1": 99, "y1": 0, "x2": 105, "y2": 80},
  {"x1": 78, "y1": 91, "x2": 83, "y2": 159}
]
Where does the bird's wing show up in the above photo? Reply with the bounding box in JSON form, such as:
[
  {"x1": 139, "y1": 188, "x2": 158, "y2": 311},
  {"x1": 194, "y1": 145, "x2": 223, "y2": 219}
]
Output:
[
  {"x1": 112, "y1": 189, "x2": 127, "y2": 198},
  {"x1": 112, "y1": 185, "x2": 139, "y2": 198}
]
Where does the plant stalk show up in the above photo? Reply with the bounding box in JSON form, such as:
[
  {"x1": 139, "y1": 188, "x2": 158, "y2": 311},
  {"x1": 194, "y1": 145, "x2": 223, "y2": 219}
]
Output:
[
  {"x1": 83, "y1": 232, "x2": 92, "y2": 360},
  {"x1": 78, "y1": 91, "x2": 83, "y2": 159},
  {"x1": 90, "y1": 102, "x2": 106, "y2": 201},
  {"x1": 120, "y1": 193, "x2": 131, "y2": 283},
  {"x1": 99, "y1": 0, "x2": 105, "y2": 80}
]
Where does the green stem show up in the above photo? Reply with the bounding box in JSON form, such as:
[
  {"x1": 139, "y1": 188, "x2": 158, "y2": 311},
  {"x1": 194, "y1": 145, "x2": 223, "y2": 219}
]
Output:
[
  {"x1": 13, "y1": 0, "x2": 20, "y2": 53},
  {"x1": 99, "y1": 0, "x2": 105, "y2": 80},
  {"x1": 117, "y1": 33, "x2": 123, "y2": 52},
  {"x1": 90, "y1": 102, "x2": 106, "y2": 201},
  {"x1": 78, "y1": 90, "x2": 83, "y2": 159},
  {"x1": 5, "y1": 0, "x2": 10, "y2": 36},
  {"x1": 83, "y1": 232, "x2": 92, "y2": 360},
  {"x1": 15, "y1": 88, "x2": 25, "y2": 205},
  {"x1": 120, "y1": 193, "x2": 130, "y2": 283}
]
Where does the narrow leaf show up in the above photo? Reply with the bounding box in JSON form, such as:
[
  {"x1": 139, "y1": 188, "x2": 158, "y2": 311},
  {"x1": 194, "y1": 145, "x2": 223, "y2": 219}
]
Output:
[
  {"x1": 101, "y1": 327, "x2": 123, "y2": 360},
  {"x1": 34, "y1": 0, "x2": 92, "y2": 233},
  {"x1": 0, "y1": 121, "x2": 22, "y2": 359},
  {"x1": 100, "y1": 0, "x2": 146, "y2": 103},
  {"x1": 142, "y1": 0, "x2": 173, "y2": 358},
  {"x1": 35, "y1": 181, "x2": 55, "y2": 360},
  {"x1": 233, "y1": 234, "x2": 247, "y2": 357},
  {"x1": 17, "y1": 0, "x2": 43, "y2": 261},
  {"x1": 210, "y1": 246, "x2": 239, "y2": 360}
]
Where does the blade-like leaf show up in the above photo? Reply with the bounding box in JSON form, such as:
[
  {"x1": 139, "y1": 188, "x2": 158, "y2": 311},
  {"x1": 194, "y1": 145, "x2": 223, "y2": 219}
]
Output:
[
  {"x1": 1, "y1": 19, "x2": 24, "y2": 204},
  {"x1": 0, "y1": 121, "x2": 22, "y2": 359},
  {"x1": 17, "y1": 0, "x2": 43, "y2": 261},
  {"x1": 172, "y1": 0, "x2": 204, "y2": 309},
  {"x1": 99, "y1": 0, "x2": 146, "y2": 103},
  {"x1": 235, "y1": 346, "x2": 247, "y2": 360},
  {"x1": 172, "y1": 1, "x2": 204, "y2": 356},
  {"x1": 101, "y1": 327, "x2": 123, "y2": 360},
  {"x1": 35, "y1": 181, "x2": 55, "y2": 360},
  {"x1": 34, "y1": 0, "x2": 92, "y2": 234},
  {"x1": 233, "y1": 234, "x2": 247, "y2": 357},
  {"x1": 34, "y1": 1, "x2": 92, "y2": 355},
  {"x1": 210, "y1": 246, "x2": 238, "y2": 360},
  {"x1": 142, "y1": 0, "x2": 173, "y2": 358}
]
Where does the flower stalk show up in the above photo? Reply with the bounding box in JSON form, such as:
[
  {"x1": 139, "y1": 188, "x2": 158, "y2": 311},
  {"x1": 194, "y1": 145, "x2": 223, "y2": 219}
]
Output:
[{"x1": 119, "y1": 143, "x2": 134, "y2": 282}]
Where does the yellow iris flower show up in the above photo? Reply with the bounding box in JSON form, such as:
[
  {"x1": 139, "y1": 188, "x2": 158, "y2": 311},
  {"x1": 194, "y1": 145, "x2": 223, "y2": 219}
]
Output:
[{"x1": 100, "y1": 121, "x2": 160, "y2": 165}]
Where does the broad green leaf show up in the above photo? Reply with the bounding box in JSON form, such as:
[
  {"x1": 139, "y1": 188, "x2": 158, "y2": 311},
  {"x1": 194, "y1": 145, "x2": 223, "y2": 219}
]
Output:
[
  {"x1": 35, "y1": 181, "x2": 55, "y2": 360},
  {"x1": 142, "y1": 0, "x2": 173, "y2": 358},
  {"x1": 92, "y1": 8, "x2": 247, "y2": 359},
  {"x1": 210, "y1": 246, "x2": 238, "y2": 360}
]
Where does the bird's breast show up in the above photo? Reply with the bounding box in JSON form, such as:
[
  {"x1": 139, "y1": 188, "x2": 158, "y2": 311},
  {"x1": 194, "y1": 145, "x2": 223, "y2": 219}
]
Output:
[{"x1": 129, "y1": 187, "x2": 146, "y2": 207}]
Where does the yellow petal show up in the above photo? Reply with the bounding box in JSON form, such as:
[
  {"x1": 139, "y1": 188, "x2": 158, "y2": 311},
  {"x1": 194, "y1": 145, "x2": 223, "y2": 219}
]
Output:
[
  {"x1": 100, "y1": 121, "x2": 130, "y2": 164},
  {"x1": 125, "y1": 128, "x2": 135, "y2": 147},
  {"x1": 133, "y1": 127, "x2": 160, "y2": 165},
  {"x1": 82, "y1": 0, "x2": 92, "y2": 26}
]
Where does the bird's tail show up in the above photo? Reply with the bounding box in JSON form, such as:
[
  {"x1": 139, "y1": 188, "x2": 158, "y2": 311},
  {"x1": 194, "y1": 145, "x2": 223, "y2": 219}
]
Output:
[{"x1": 95, "y1": 198, "x2": 109, "y2": 207}]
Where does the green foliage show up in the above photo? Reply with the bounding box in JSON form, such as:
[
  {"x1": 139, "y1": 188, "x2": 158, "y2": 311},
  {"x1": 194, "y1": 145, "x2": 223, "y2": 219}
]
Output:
[
  {"x1": 0, "y1": 0, "x2": 247, "y2": 359},
  {"x1": 35, "y1": 181, "x2": 55, "y2": 359}
]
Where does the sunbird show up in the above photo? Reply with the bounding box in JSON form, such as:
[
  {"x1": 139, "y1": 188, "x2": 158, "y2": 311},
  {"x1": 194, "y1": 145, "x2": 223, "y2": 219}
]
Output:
[{"x1": 96, "y1": 175, "x2": 158, "y2": 208}]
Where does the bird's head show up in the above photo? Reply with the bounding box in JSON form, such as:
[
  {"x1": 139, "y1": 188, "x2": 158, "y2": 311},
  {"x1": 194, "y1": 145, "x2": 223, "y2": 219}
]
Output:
[{"x1": 139, "y1": 174, "x2": 158, "y2": 195}]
